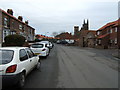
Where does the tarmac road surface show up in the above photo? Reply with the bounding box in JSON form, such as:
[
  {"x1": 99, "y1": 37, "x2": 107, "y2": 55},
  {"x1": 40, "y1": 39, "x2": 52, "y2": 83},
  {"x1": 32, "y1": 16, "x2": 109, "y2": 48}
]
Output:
[{"x1": 13, "y1": 44, "x2": 118, "y2": 89}]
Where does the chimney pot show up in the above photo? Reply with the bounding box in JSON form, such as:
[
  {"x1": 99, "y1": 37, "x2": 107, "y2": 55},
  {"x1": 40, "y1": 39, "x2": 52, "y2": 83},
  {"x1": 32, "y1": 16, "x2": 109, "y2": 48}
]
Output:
[
  {"x1": 7, "y1": 9, "x2": 13, "y2": 15},
  {"x1": 18, "y1": 16, "x2": 23, "y2": 21},
  {"x1": 25, "y1": 20, "x2": 28, "y2": 24}
]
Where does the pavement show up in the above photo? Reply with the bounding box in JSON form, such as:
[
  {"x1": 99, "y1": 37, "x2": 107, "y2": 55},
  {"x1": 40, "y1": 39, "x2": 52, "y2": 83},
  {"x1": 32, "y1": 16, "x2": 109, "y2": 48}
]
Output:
[{"x1": 77, "y1": 46, "x2": 120, "y2": 61}]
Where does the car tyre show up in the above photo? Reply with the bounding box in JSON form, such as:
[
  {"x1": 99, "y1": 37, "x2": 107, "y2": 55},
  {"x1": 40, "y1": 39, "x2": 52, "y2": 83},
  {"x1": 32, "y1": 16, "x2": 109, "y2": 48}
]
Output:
[{"x1": 17, "y1": 72, "x2": 25, "y2": 88}]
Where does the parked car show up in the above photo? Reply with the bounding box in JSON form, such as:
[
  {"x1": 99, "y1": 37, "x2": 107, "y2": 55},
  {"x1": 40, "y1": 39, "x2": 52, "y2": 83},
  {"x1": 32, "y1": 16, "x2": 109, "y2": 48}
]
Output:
[
  {"x1": 40, "y1": 41, "x2": 53, "y2": 49},
  {"x1": 0, "y1": 47, "x2": 41, "y2": 88},
  {"x1": 30, "y1": 42, "x2": 50, "y2": 58},
  {"x1": 56, "y1": 40, "x2": 68, "y2": 45},
  {"x1": 49, "y1": 42, "x2": 54, "y2": 49}
]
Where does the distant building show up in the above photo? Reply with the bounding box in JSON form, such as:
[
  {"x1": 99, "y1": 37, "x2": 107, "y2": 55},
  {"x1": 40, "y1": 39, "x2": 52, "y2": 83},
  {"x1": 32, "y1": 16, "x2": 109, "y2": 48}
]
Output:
[
  {"x1": 0, "y1": 9, "x2": 35, "y2": 46},
  {"x1": 85, "y1": 31, "x2": 96, "y2": 48},
  {"x1": 74, "y1": 19, "x2": 96, "y2": 47},
  {"x1": 55, "y1": 32, "x2": 74, "y2": 43},
  {"x1": 96, "y1": 19, "x2": 120, "y2": 49}
]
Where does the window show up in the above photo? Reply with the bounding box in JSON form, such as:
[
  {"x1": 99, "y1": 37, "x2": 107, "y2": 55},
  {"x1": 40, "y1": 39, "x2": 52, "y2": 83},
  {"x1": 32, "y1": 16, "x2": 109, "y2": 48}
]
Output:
[
  {"x1": 3, "y1": 29, "x2": 10, "y2": 38},
  {"x1": 98, "y1": 40, "x2": 101, "y2": 44},
  {"x1": 115, "y1": 27, "x2": 117, "y2": 32},
  {"x1": 0, "y1": 50, "x2": 14, "y2": 64},
  {"x1": 97, "y1": 31, "x2": 100, "y2": 35},
  {"x1": 11, "y1": 31, "x2": 16, "y2": 35},
  {"x1": 31, "y1": 44, "x2": 43, "y2": 48},
  {"x1": 45, "y1": 44, "x2": 48, "y2": 47},
  {"x1": 110, "y1": 29, "x2": 112, "y2": 33},
  {"x1": 19, "y1": 25, "x2": 22, "y2": 30},
  {"x1": 26, "y1": 48, "x2": 34, "y2": 58},
  {"x1": 20, "y1": 32, "x2": 23, "y2": 35},
  {"x1": 12, "y1": 22, "x2": 14, "y2": 28},
  {"x1": 107, "y1": 30, "x2": 110, "y2": 34},
  {"x1": 115, "y1": 38, "x2": 117, "y2": 44},
  {"x1": 19, "y1": 49, "x2": 28, "y2": 61},
  {"x1": 4, "y1": 17, "x2": 8, "y2": 27},
  {"x1": 110, "y1": 40, "x2": 113, "y2": 44}
]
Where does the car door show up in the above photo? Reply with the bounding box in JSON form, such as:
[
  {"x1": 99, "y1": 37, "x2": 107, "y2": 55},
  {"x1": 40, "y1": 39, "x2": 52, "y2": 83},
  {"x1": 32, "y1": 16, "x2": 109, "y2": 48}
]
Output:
[
  {"x1": 28, "y1": 48, "x2": 38, "y2": 66},
  {"x1": 25, "y1": 48, "x2": 37, "y2": 69},
  {"x1": 19, "y1": 49, "x2": 31, "y2": 74}
]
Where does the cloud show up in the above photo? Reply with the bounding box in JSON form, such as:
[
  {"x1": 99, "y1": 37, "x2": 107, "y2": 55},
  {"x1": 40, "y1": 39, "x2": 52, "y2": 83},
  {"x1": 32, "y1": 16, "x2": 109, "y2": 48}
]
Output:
[{"x1": 0, "y1": 0, "x2": 119, "y2": 36}]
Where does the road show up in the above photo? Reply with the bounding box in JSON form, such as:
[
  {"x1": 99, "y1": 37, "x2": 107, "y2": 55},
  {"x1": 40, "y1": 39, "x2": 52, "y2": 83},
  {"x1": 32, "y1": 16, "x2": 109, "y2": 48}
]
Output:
[{"x1": 22, "y1": 44, "x2": 118, "y2": 89}]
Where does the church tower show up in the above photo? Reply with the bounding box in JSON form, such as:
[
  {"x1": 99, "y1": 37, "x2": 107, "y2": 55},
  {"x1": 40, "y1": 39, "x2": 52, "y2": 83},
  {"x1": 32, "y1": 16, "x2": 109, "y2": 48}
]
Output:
[
  {"x1": 81, "y1": 19, "x2": 89, "y2": 30},
  {"x1": 74, "y1": 26, "x2": 79, "y2": 38}
]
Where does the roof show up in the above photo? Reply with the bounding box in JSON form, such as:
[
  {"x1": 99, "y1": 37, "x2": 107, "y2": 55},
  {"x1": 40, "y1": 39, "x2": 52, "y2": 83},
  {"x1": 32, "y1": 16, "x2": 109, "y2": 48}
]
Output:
[
  {"x1": 0, "y1": 47, "x2": 28, "y2": 50},
  {"x1": 36, "y1": 34, "x2": 54, "y2": 39},
  {"x1": 87, "y1": 30, "x2": 96, "y2": 35},
  {"x1": 97, "y1": 34, "x2": 109, "y2": 39},
  {"x1": 98, "y1": 19, "x2": 120, "y2": 30},
  {"x1": 0, "y1": 9, "x2": 35, "y2": 30}
]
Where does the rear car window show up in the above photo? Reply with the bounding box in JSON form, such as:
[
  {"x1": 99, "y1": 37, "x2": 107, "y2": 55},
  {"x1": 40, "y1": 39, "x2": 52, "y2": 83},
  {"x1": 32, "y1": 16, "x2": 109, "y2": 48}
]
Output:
[
  {"x1": 0, "y1": 50, "x2": 14, "y2": 64},
  {"x1": 31, "y1": 44, "x2": 43, "y2": 48}
]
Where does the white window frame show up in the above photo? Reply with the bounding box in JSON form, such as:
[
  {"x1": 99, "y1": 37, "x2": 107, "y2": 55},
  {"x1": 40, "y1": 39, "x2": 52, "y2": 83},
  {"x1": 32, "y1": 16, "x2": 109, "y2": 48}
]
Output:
[
  {"x1": 115, "y1": 27, "x2": 117, "y2": 32},
  {"x1": 115, "y1": 38, "x2": 117, "y2": 44},
  {"x1": 19, "y1": 25, "x2": 22, "y2": 30},
  {"x1": 11, "y1": 31, "x2": 16, "y2": 35},
  {"x1": 97, "y1": 31, "x2": 100, "y2": 35},
  {"x1": 3, "y1": 29, "x2": 10, "y2": 42},
  {"x1": 110, "y1": 29, "x2": 112, "y2": 33},
  {"x1": 98, "y1": 40, "x2": 101, "y2": 44},
  {"x1": 4, "y1": 17, "x2": 8, "y2": 27}
]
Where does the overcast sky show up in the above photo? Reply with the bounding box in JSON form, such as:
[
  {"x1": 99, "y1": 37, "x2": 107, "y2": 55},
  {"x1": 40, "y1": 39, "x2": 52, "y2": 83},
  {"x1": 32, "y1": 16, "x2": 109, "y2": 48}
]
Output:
[{"x1": 0, "y1": 0, "x2": 119, "y2": 36}]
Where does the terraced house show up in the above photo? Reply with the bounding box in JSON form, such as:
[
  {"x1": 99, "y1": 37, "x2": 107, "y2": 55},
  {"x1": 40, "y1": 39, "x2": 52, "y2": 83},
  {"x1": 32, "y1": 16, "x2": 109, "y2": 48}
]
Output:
[
  {"x1": 0, "y1": 9, "x2": 35, "y2": 46},
  {"x1": 96, "y1": 19, "x2": 120, "y2": 49}
]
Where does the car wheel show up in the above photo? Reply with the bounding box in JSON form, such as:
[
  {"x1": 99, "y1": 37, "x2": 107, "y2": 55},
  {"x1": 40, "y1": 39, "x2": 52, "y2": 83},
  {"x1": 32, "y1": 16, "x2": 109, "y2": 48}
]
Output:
[{"x1": 17, "y1": 72, "x2": 25, "y2": 88}]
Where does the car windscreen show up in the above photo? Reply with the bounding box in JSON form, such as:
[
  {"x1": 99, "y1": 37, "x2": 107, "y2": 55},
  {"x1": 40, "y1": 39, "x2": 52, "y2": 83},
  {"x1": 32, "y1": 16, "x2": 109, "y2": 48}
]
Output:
[
  {"x1": 0, "y1": 50, "x2": 14, "y2": 64},
  {"x1": 31, "y1": 44, "x2": 43, "y2": 48}
]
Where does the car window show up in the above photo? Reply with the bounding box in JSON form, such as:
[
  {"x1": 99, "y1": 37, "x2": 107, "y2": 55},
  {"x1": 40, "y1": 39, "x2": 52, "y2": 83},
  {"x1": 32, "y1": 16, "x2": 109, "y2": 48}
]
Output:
[
  {"x1": 31, "y1": 44, "x2": 43, "y2": 48},
  {"x1": 19, "y1": 49, "x2": 28, "y2": 61},
  {"x1": 26, "y1": 48, "x2": 34, "y2": 58},
  {"x1": 0, "y1": 50, "x2": 14, "y2": 64},
  {"x1": 45, "y1": 44, "x2": 46, "y2": 47}
]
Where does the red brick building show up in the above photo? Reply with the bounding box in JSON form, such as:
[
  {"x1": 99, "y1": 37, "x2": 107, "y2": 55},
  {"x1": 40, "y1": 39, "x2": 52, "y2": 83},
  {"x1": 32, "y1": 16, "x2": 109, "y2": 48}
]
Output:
[
  {"x1": 85, "y1": 31, "x2": 96, "y2": 48},
  {"x1": 0, "y1": 9, "x2": 35, "y2": 46},
  {"x1": 96, "y1": 19, "x2": 120, "y2": 49}
]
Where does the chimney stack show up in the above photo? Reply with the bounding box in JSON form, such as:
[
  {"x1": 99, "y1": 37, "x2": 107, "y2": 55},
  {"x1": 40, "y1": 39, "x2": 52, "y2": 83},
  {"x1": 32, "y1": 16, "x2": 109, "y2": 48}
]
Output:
[
  {"x1": 18, "y1": 16, "x2": 23, "y2": 21},
  {"x1": 7, "y1": 9, "x2": 13, "y2": 15},
  {"x1": 25, "y1": 20, "x2": 28, "y2": 24}
]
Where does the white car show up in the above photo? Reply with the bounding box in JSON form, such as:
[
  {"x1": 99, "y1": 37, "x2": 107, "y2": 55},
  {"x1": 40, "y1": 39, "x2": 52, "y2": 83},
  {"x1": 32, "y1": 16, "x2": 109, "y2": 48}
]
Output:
[
  {"x1": 0, "y1": 47, "x2": 41, "y2": 88},
  {"x1": 30, "y1": 42, "x2": 50, "y2": 58},
  {"x1": 40, "y1": 41, "x2": 52, "y2": 49}
]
